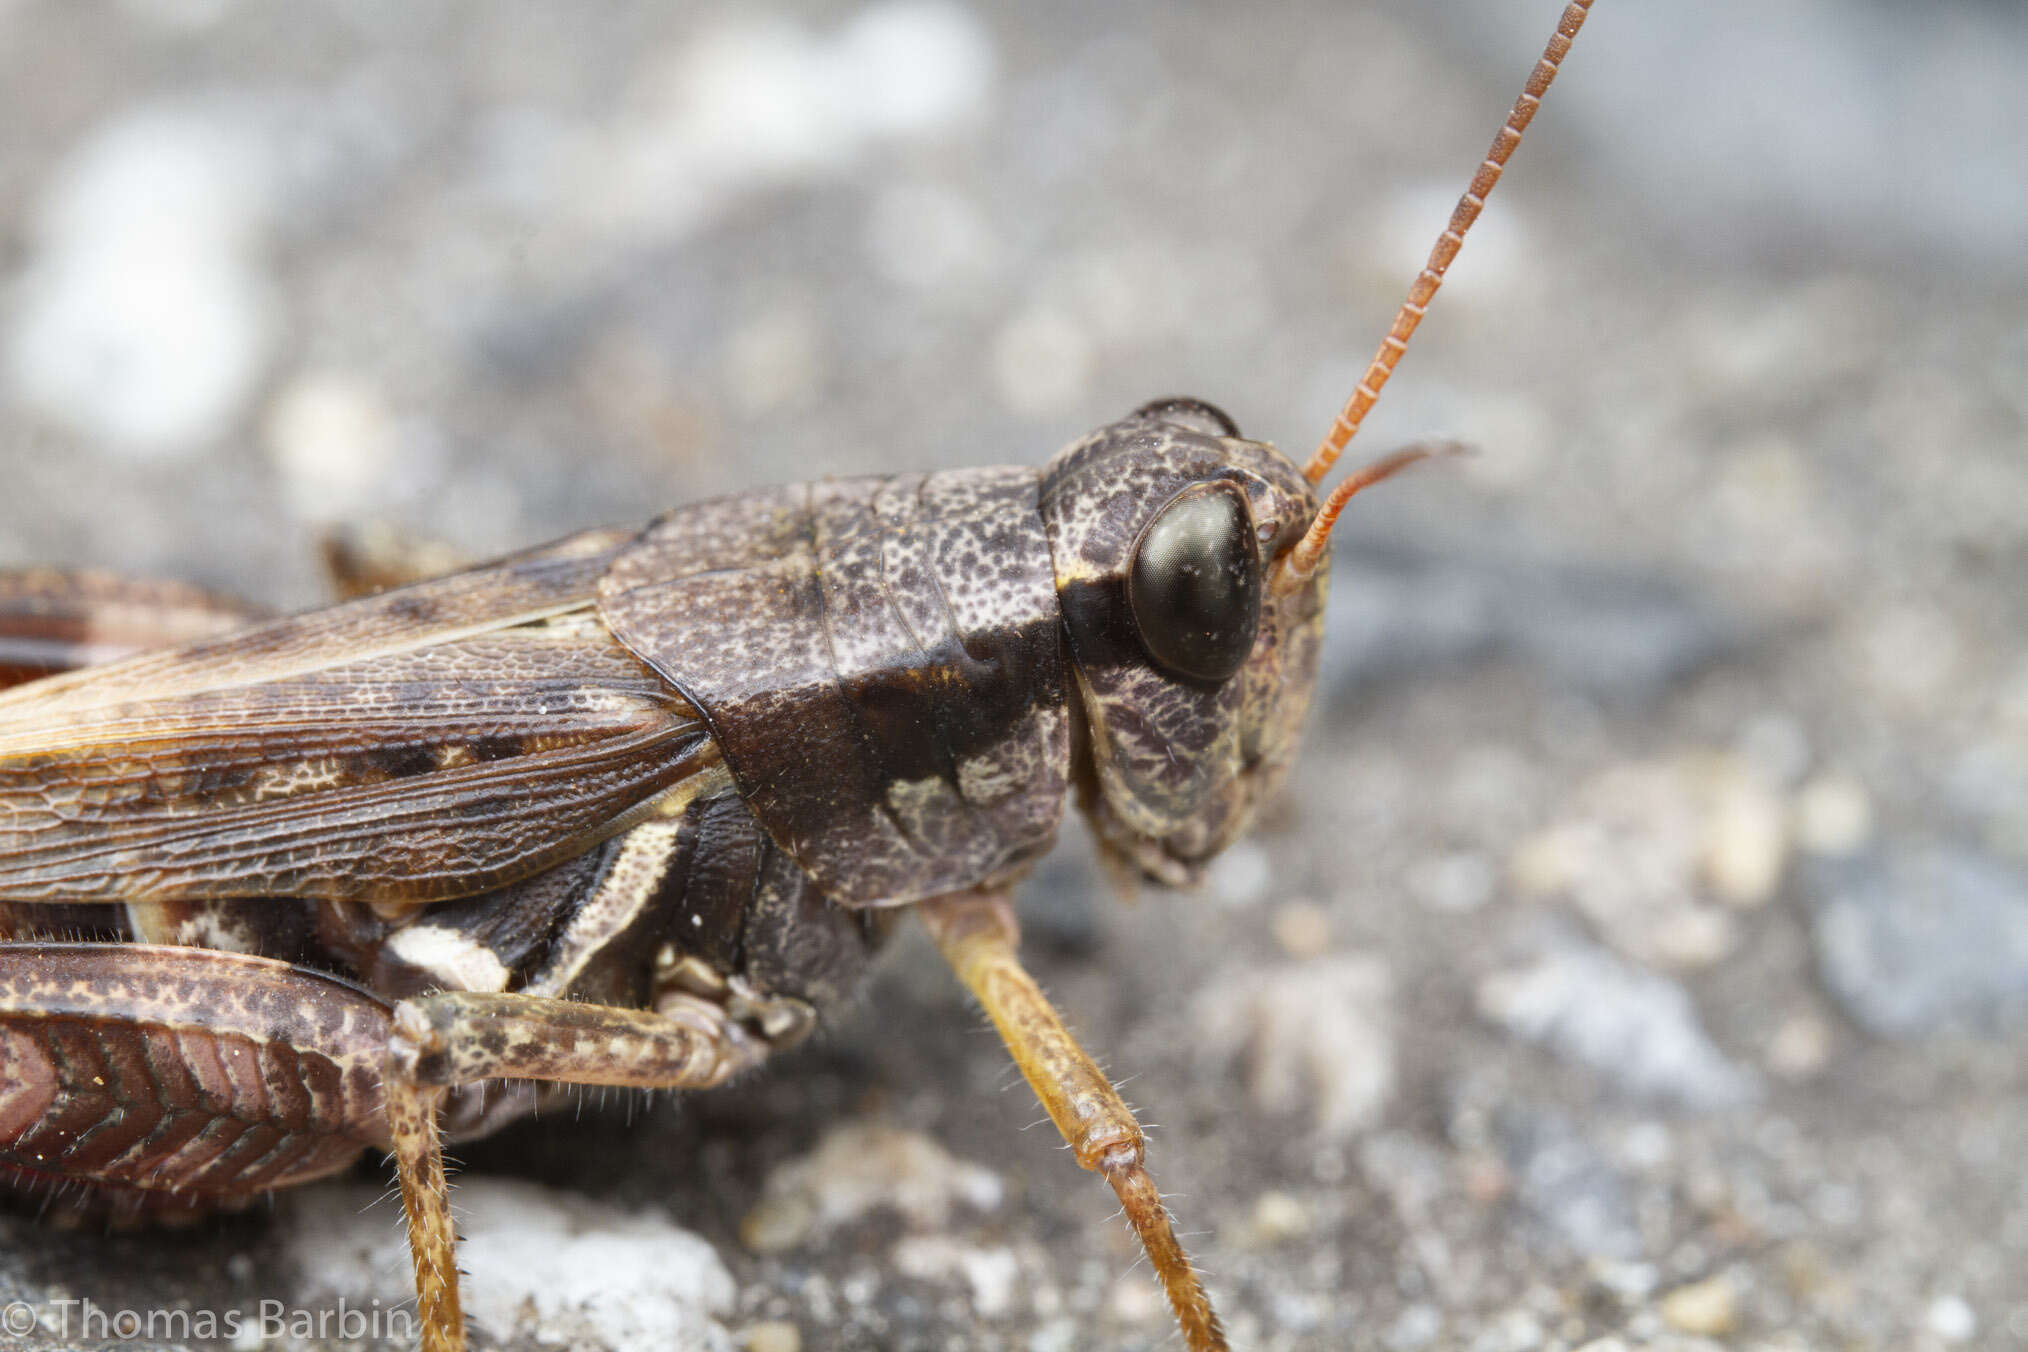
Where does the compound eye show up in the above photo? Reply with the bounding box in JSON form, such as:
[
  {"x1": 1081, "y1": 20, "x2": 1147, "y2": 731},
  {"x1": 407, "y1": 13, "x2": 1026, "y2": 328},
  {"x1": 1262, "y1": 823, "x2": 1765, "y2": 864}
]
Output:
[{"x1": 1128, "y1": 481, "x2": 1262, "y2": 683}]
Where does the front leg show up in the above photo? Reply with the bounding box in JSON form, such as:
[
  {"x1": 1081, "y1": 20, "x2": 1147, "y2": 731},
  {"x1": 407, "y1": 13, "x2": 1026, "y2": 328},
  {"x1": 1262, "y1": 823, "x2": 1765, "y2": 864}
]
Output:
[
  {"x1": 922, "y1": 890, "x2": 1228, "y2": 1352},
  {"x1": 383, "y1": 990, "x2": 765, "y2": 1352}
]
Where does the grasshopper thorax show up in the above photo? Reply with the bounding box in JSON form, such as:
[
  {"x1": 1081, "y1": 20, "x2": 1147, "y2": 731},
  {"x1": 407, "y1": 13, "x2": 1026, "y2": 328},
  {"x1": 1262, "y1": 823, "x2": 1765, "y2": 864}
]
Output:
[{"x1": 1041, "y1": 400, "x2": 1326, "y2": 887}]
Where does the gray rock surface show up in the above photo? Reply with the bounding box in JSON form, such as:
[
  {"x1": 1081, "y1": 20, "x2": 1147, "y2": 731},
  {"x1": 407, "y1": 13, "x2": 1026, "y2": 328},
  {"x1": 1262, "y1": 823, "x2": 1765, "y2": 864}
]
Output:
[
  {"x1": 3, "y1": 1, "x2": 2026, "y2": 1349},
  {"x1": 1476, "y1": 935, "x2": 1758, "y2": 1110},
  {"x1": 1807, "y1": 844, "x2": 2028, "y2": 1038},
  {"x1": 1323, "y1": 541, "x2": 1742, "y2": 706}
]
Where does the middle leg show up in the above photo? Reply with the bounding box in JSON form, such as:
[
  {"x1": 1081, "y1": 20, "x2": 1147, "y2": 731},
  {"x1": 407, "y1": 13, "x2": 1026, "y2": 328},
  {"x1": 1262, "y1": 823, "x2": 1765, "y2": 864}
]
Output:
[{"x1": 382, "y1": 989, "x2": 765, "y2": 1352}]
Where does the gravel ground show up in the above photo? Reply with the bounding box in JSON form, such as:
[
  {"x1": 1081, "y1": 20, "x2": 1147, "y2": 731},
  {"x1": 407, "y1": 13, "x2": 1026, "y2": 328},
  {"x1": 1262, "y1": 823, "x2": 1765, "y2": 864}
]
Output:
[{"x1": 2, "y1": 2, "x2": 2026, "y2": 1350}]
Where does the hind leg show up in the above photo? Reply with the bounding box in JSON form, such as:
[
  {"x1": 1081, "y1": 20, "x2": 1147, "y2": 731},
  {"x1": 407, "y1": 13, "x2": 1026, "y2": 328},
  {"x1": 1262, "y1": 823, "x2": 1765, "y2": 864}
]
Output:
[{"x1": 0, "y1": 943, "x2": 390, "y2": 1226}]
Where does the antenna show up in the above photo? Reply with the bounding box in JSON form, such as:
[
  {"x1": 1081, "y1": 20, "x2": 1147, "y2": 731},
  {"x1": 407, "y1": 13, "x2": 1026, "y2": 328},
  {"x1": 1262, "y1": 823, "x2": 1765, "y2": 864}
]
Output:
[{"x1": 1277, "y1": 0, "x2": 1596, "y2": 590}]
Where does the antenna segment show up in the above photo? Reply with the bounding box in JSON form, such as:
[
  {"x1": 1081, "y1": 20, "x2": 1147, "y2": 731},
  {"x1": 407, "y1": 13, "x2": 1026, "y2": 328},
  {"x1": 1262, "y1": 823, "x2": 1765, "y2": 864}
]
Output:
[{"x1": 1299, "y1": 0, "x2": 1595, "y2": 493}]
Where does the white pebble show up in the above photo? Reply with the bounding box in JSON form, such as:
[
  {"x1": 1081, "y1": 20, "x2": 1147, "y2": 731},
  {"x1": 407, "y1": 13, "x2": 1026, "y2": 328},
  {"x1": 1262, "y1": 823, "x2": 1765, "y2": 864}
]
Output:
[
  {"x1": 1702, "y1": 770, "x2": 1789, "y2": 908},
  {"x1": 741, "y1": 1321, "x2": 800, "y2": 1352},
  {"x1": 1926, "y1": 1294, "x2": 1977, "y2": 1343},
  {"x1": 1409, "y1": 849, "x2": 1497, "y2": 914},
  {"x1": 1194, "y1": 953, "x2": 1395, "y2": 1139},
  {"x1": 583, "y1": 4, "x2": 994, "y2": 248},
  {"x1": 1248, "y1": 1190, "x2": 1310, "y2": 1244},
  {"x1": 890, "y1": 1238, "x2": 1021, "y2": 1317},
  {"x1": 1765, "y1": 1012, "x2": 1833, "y2": 1080},
  {"x1": 1793, "y1": 772, "x2": 1873, "y2": 856},
  {"x1": 286, "y1": 1180, "x2": 736, "y2": 1351},
  {"x1": 833, "y1": 2, "x2": 995, "y2": 138},
  {"x1": 1385, "y1": 1303, "x2": 1442, "y2": 1350},
  {"x1": 1476, "y1": 939, "x2": 1756, "y2": 1109},
  {"x1": 264, "y1": 370, "x2": 399, "y2": 520},
  {"x1": 1205, "y1": 840, "x2": 1272, "y2": 908},
  {"x1": 1658, "y1": 1273, "x2": 1739, "y2": 1336},
  {"x1": 7, "y1": 108, "x2": 272, "y2": 457},
  {"x1": 740, "y1": 1122, "x2": 1001, "y2": 1254}
]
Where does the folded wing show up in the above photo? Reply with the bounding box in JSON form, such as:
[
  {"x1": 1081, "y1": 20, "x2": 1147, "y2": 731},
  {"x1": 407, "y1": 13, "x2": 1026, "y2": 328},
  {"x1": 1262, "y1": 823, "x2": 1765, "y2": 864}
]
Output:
[{"x1": 0, "y1": 528, "x2": 714, "y2": 905}]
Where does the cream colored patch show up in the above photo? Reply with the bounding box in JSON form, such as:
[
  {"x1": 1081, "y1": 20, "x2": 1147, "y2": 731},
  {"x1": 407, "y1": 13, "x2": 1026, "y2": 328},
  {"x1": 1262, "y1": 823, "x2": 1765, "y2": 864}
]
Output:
[
  {"x1": 954, "y1": 753, "x2": 1016, "y2": 804},
  {"x1": 644, "y1": 763, "x2": 734, "y2": 820},
  {"x1": 525, "y1": 819, "x2": 682, "y2": 997},
  {"x1": 883, "y1": 774, "x2": 950, "y2": 839},
  {"x1": 385, "y1": 924, "x2": 513, "y2": 993},
  {"x1": 124, "y1": 901, "x2": 264, "y2": 953},
  {"x1": 245, "y1": 758, "x2": 349, "y2": 800}
]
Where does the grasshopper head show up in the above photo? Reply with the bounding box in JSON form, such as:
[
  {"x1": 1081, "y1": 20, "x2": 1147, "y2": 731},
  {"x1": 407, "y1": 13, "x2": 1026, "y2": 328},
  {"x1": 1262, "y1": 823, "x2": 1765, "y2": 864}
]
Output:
[{"x1": 1040, "y1": 399, "x2": 1328, "y2": 887}]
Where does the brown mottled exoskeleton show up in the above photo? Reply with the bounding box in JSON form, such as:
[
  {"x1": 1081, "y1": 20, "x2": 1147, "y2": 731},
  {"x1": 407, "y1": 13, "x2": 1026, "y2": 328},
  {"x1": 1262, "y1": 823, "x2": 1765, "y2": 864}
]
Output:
[{"x1": 0, "y1": 6, "x2": 1593, "y2": 1349}]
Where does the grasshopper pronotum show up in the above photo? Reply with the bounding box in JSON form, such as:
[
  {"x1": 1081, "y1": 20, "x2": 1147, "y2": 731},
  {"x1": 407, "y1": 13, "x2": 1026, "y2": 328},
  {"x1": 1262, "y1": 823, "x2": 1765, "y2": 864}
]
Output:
[{"x1": 0, "y1": 5, "x2": 1593, "y2": 1348}]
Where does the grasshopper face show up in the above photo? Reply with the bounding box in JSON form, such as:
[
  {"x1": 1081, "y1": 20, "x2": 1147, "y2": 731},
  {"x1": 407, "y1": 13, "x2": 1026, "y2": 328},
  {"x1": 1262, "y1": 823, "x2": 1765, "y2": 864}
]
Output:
[{"x1": 1041, "y1": 398, "x2": 1327, "y2": 887}]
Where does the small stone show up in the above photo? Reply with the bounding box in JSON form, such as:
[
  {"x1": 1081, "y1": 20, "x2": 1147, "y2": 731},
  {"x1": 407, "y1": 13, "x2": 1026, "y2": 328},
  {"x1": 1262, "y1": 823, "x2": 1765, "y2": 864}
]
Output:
[
  {"x1": 739, "y1": 1193, "x2": 818, "y2": 1255},
  {"x1": 742, "y1": 1320, "x2": 802, "y2": 1352},
  {"x1": 264, "y1": 370, "x2": 399, "y2": 520},
  {"x1": 1207, "y1": 840, "x2": 1273, "y2": 908},
  {"x1": 1701, "y1": 769, "x2": 1788, "y2": 907},
  {"x1": 1477, "y1": 937, "x2": 1756, "y2": 1109},
  {"x1": 1469, "y1": 1308, "x2": 1545, "y2": 1352},
  {"x1": 1461, "y1": 1153, "x2": 1513, "y2": 1204},
  {"x1": 285, "y1": 1180, "x2": 737, "y2": 1351},
  {"x1": 1509, "y1": 759, "x2": 1743, "y2": 970},
  {"x1": 1586, "y1": 1257, "x2": 1660, "y2": 1302},
  {"x1": 1617, "y1": 1120, "x2": 1674, "y2": 1172},
  {"x1": 1862, "y1": 606, "x2": 1960, "y2": 705},
  {"x1": 834, "y1": 1, "x2": 996, "y2": 137},
  {"x1": 1104, "y1": 1271, "x2": 1165, "y2": 1325},
  {"x1": 1385, "y1": 1303, "x2": 1443, "y2": 1350},
  {"x1": 6, "y1": 106, "x2": 274, "y2": 457},
  {"x1": 1658, "y1": 1273, "x2": 1739, "y2": 1336},
  {"x1": 1027, "y1": 1319, "x2": 1078, "y2": 1352},
  {"x1": 1492, "y1": 1106, "x2": 1643, "y2": 1261},
  {"x1": 1270, "y1": 901, "x2": 1332, "y2": 957},
  {"x1": 1764, "y1": 1011, "x2": 1833, "y2": 1080},
  {"x1": 1807, "y1": 844, "x2": 2028, "y2": 1037},
  {"x1": 1776, "y1": 1241, "x2": 1852, "y2": 1314},
  {"x1": 1248, "y1": 1190, "x2": 1310, "y2": 1243},
  {"x1": 1409, "y1": 849, "x2": 1498, "y2": 914},
  {"x1": 1926, "y1": 1294, "x2": 1977, "y2": 1343},
  {"x1": 1736, "y1": 711, "x2": 1812, "y2": 787},
  {"x1": 1194, "y1": 953, "x2": 1395, "y2": 1139},
  {"x1": 890, "y1": 1238, "x2": 1021, "y2": 1317},
  {"x1": 740, "y1": 1122, "x2": 1002, "y2": 1254},
  {"x1": 1793, "y1": 773, "x2": 1873, "y2": 855}
]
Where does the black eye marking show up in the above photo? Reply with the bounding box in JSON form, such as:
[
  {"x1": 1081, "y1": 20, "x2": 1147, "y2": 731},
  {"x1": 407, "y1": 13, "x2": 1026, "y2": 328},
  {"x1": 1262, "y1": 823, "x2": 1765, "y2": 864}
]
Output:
[
  {"x1": 1127, "y1": 480, "x2": 1262, "y2": 683},
  {"x1": 1128, "y1": 397, "x2": 1240, "y2": 439}
]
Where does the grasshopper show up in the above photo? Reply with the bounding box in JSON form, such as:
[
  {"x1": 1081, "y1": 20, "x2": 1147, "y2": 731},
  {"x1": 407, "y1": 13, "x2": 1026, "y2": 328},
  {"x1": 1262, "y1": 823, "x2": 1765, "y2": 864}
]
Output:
[{"x1": 0, "y1": 4, "x2": 1594, "y2": 1348}]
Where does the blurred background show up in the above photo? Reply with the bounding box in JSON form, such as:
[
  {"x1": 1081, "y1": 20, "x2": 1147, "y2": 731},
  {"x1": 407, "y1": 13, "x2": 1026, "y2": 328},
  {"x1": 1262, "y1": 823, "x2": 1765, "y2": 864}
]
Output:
[{"x1": 2, "y1": 1, "x2": 2025, "y2": 1349}]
